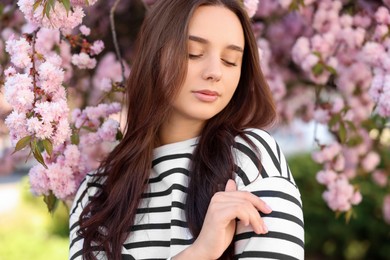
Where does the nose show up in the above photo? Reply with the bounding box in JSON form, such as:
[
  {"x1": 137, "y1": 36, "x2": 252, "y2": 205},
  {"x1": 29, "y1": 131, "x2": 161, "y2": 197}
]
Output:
[{"x1": 202, "y1": 56, "x2": 222, "y2": 82}]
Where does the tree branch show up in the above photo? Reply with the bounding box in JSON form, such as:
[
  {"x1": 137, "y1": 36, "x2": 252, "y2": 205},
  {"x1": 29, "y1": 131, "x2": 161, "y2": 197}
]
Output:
[{"x1": 109, "y1": 0, "x2": 125, "y2": 85}]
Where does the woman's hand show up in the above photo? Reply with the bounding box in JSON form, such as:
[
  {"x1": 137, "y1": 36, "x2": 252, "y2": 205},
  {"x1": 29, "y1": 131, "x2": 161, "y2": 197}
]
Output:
[{"x1": 173, "y1": 179, "x2": 272, "y2": 260}]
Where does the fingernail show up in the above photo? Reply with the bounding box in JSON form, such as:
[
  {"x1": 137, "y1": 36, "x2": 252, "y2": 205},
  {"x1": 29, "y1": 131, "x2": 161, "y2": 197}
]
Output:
[
  {"x1": 265, "y1": 204, "x2": 272, "y2": 212},
  {"x1": 262, "y1": 224, "x2": 268, "y2": 233}
]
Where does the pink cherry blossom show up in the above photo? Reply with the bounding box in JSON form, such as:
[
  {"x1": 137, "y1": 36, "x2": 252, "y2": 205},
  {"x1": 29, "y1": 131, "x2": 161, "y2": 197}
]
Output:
[
  {"x1": 72, "y1": 52, "x2": 97, "y2": 69},
  {"x1": 361, "y1": 151, "x2": 381, "y2": 172},
  {"x1": 316, "y1": 169, "x2": 338, "y2": 185},
  {"x1": 5, "y1": 36, "x2": 32, "y2": 69},
  {"x1": 383, "y1": 195, "x2": 390, "y2": 224},
  {"x1": 46, "y1": 163, "x2": 76, "y2": 200},
  {"x1": 98, "y1": 119, "x2": 119, "y2": 142},
  {"x1": 18, "y1": 0, "x2": 85, "y2": 31},
  {"x1": 79, "y1": 25, "x2": 91, "y2": 36},
  {"x1": 372, "y1": 170, "x2": 388, "y2": 187},
  {"x1": 244, "y1": 0, "x2": 259, "y2": 18},
  {"x1": 35, "y1": 28, "x2": 60, "y2": 55},
  {"x1": 29, "y1": 164, "x2": 50, "y2": 196},
  {"x1": 4, "y1": 111, "x2": 29, "y2": 146},
  {"x1": 375, "y1": 6, "x2": 390, "y2": 25},
  {"x1": 90, "y1": 40, "x2": 105, "y2": 55}
]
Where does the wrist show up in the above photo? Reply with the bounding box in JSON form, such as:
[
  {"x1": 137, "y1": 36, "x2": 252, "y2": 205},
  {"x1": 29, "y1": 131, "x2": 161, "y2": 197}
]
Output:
[{"x1": 172, "y1": 243, "x2": 213, "y2": 260}]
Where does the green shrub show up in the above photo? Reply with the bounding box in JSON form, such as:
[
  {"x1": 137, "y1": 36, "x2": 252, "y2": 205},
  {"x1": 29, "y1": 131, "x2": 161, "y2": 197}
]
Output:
[{"x1": 289, "y1": 154, "x2": 390, "y2": 260}]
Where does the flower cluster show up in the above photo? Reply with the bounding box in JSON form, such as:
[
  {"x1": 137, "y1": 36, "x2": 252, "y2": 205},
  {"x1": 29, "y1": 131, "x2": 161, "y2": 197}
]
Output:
[
  {"x1": 252, "y1": 0, "x2": 390, "y2": 221},
  {"x1": 18, "y1": 0, "x2": 85, "y2": 33},
  {"x1": 1, "y1": 0, "x2": 126, "y2": 208},
  {"x1": 4, "y1": 35, "x2": 71, "y2": 148}
]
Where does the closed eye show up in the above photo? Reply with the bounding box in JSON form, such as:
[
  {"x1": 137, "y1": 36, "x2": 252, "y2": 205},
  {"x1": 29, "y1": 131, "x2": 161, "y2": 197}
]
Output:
[
  {"x1": 189, "y1": 54, "x2": 203, "y2": 59},
  {"x1": 222, "y1": 59, "x2": 237, "y2": 67}
]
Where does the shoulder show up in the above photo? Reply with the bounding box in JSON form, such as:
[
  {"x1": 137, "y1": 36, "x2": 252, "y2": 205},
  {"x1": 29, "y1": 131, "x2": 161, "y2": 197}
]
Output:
[{"x1": 233, "y1": 128, "x2": 297, "y2": 188}]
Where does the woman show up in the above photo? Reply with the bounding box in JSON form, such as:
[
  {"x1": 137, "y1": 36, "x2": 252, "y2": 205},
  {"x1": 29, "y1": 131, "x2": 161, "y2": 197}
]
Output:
[{"x1": 69, "y1": 0, "x2": 304, "y2": 259}]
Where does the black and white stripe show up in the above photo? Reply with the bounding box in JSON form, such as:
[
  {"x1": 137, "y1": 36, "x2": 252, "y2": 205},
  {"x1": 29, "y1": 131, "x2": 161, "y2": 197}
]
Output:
[{"x1": 69, "y1": 129, "x2": 304, "y2": 259}]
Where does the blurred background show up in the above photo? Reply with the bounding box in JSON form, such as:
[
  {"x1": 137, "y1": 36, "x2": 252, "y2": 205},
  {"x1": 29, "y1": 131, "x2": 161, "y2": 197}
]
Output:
[{"x1": 1, "y1": 0, "x2": 390, "y2": 259}]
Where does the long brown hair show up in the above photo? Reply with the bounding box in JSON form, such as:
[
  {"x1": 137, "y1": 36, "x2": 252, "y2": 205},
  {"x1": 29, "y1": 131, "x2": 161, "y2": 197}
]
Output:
[{"x1": 78, "y1": 0, "x2": 276, "y2": 259}]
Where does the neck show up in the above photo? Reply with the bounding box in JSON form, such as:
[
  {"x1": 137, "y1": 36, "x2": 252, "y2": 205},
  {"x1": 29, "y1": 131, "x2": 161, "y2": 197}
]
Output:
[{"x1": 158, "y1": 117, "x2": 205, "y2": 146}]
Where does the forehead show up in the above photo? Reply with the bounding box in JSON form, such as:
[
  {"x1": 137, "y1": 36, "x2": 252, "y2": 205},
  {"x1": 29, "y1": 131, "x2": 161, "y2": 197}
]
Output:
[{"x1": 188, "y1": 5, "x2": 245, "y2": 48}]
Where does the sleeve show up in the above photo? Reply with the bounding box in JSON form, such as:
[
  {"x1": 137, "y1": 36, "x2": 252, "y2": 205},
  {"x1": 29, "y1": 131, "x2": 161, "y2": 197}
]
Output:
[
  {"x1": 68, "y1": 173, "x2": 104, "y2": 260},
  {"x1": 233, "y1": 129, "x2": 304, "y2": 260}
]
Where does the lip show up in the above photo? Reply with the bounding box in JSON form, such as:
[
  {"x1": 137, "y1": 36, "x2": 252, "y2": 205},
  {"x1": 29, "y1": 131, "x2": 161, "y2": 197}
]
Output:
[{"x1": 192, "y1": 89, "x2": 220, "y2": 102}]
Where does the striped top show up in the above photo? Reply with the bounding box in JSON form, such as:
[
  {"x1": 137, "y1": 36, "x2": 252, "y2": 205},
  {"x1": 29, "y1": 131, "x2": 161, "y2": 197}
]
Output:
[{"x1": 69, "y1": 128, "x2": 304, "y2": 259}]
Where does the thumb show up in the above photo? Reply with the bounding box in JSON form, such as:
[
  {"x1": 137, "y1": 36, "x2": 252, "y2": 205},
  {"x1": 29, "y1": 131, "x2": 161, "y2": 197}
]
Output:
[{"x1": 225, "y1": 179, "x2": 237, "y2": 192}]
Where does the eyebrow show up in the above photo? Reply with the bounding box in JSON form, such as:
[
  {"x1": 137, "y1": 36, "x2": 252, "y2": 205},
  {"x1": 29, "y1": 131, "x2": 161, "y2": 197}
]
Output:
[{"x1": 188, "y1": 35, "x2": 244, "y2": 53}]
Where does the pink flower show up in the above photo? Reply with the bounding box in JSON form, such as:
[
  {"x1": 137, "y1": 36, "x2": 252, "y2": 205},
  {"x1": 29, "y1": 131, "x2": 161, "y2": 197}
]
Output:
[
  {"x1": 18, "y1": 0, "x2": 85, "y2": 31},
  {"x1": 292, "y1": 37, "x2": 310, "y2": 64},
  {"x1": 333, "y1": 155, "x2": 345, "y2": 172},
  {"x1": 26, "y1": 117, "x2": 53, "y2": 139},
  {"x1": 372, "y1": 170, "x2": 388, "y2": 187},
  {"x1": 46, "y1": 163, "x2": 76, "y2": 200},
  {"x1": 38, "y1": 61, "x2": 65, "y2": 95},
  {"x1": 244, "y1": 0, "x2": 259, "y2": 18},
  {"x1": 361, "y1": 151, "x2": 381, "y2": 172},
  {"x1": 4, "y1": 66, "x2": 16, "y2": 77},
  {"x1": 378, "y1": 90, "x2": 390, "y2": 117},
  {"x1": 4, "y1": 111, "x2": 29, "y2": 146},
  {"x1": 375, "y1": 6, "x2": 390, "y2": 25},
  {"x1": 351, "y1": 191, "x2": 362, "y2": 205},
  {"x1": 52, "y1": 118, "x2": 71, "y2": 146},
  {"x1": 29, "y1": 165, "x2": 50, "y2": 196},
  {"x1": 313, "y1": 108, "x2": 330, "y2": 124},
  {"x1": 71, "y1": 0, "x2": 98, "y2": 6},
  {"x1": 5, "y1": 36, "x2": 32, "y2": 69},
  {"x1": 35, "y1": 28, "x2": 60, "y2": 55},
  {"x1": 98, "y1": 119, "x2": 119, "y2": 142},
  {"x1": 72, "y1": 52, "x2": 97, "y2": 69},
  {"x1": 64, "y1": 145, "x2": 81, "y2": 167},
  {"x1": 4, "y1": 73, "x2": 34, "y2": 113},
  {"x1": 79, "y1": 25, "x2": 91, "y2": 36},
  {"x1": 383, "y1": 195, "x2": 390, "y2": 224},
  {"x1": 361, "y1": 42, "x2": 385, "y2": 66},
  {"x1": 316, "y1": 169, "x2": 338, "y2": 185},
  {"x1": 92, "y1": 53, "x2": 130, "y2": 92},
  {"x1": 322, "y1": 176, "x2": 357, "y2": 212},
  {"x1": 369, "y1": 73, "x2": 384, "y2": 103},
  {"x1": 90, "y1": 40, "x2": 105, "y2": 55}
]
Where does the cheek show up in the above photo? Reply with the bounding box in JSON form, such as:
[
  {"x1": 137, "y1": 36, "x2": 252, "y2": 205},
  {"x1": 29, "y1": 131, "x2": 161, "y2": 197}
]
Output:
[{"x1": 226, "y1": 70, "x2": 241, "y2": 93}]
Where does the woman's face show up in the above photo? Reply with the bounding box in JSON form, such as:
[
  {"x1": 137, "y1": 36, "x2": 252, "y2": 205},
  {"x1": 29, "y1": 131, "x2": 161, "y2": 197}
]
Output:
[{"x1": 169, "y1": 5, "x2": 244, "y2": 127}]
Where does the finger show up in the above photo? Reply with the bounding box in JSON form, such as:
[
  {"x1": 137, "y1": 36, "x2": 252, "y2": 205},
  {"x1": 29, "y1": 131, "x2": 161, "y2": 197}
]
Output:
[
  {"x1": 219, "y1": 191, "x2": 272, "y2": 214},
  {"x1": 224, "y1": 179, "x2": 237, "y2": 192},
  {"x1": 213, "y1": 199, "x2": 267, "y2": 234}
]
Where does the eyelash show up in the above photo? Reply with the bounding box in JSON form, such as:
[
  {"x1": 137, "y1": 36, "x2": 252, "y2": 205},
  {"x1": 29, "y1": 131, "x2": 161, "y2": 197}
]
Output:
[{"x1": 189, "y1": 54, "x2": 237, "y2": 67}]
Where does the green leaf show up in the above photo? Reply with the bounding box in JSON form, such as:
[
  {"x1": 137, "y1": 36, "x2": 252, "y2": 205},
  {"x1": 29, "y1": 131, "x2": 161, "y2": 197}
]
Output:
[
  {"x1": 33, "y1": 0, "x2": 43, "y2": 11},
  {"x1": 43, "y1": 192, "x2": 59, "y2": 214},
  {"x1": 81, "y1": 126, "x2": 96, "y2": 132},
  {"x1": 339, "y1": 122, "x2": 347, "y2": 144},
  {"x1": 312, "y1": 63, "x2": 324, "y2": 76},
  {"x1": 71, "y1": 133, "x2": 80, "y2": 145},
  {"x1": 42, "y1": 139, "x2": 53, "y2": 156},
  {"x1": 328, "y1": 114, "x2": 340, "y2": 128},
  {"x1": 116, "y1": 130, "x2": 123, "y2": 141},
  {"x1": 345, "y1": 209, "x2": 353, "y2": 224},
  {"x1": 44, "y1": 2, "x2": 51, "y2": 19},
  {"x1": 13, "y1": 135, "x2": 32, "y2": 154},
  {"x1": 62, "y1": 0, "x2": 70, "y2": 14},
  {"x1": 326, "y1": 65, "x2": 337, "y2": 75},
  {"x1": 33, "y1": 144, "x2": 48, "y2": 169},
  {"x1": 48, "y1": 0, "x2": 56, "y2": 8}
]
